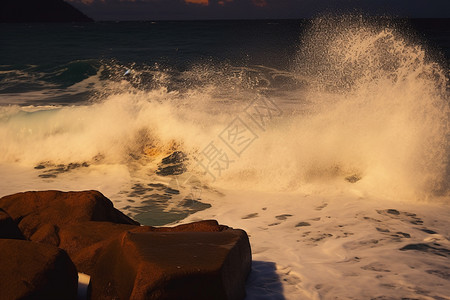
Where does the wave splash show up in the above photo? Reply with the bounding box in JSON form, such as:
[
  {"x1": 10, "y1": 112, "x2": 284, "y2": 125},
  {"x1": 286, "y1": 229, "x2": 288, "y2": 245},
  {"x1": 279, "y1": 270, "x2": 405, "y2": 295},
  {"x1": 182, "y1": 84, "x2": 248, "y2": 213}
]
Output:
[{"x1": 0, "y1": 17, "x2": 448, "y2": 202}]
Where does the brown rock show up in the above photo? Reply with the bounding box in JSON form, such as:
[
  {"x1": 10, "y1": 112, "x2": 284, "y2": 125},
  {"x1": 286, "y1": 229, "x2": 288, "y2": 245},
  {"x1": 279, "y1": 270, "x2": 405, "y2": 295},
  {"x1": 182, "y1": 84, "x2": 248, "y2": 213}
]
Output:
[
  {"x1": 153, "y1": 219, "x2": 228, "y2": 232},
  {"x1": 0, "y1": 191, "x2": 252, "y2": 300},
  {"x1": 59, "y1": 220, "x2": 229, "y2": 275},
  {"x1": 31, "y1": 223, "x2": 60, "y2": 246},
  {"x1": 90, "y1": 229, "x2": 252, "y2": 300},
  {"x1": 58, "y1": 221, "x2": 139, "y2": 274},
  {"x1": 0, "y1": 239, "x2": 78, "y2": 300},
  {"x1": 0, "y1": 190, "x2": 139, "y2": 240},
  {"x1": 0, "y1": 208, "x2": 24, "y2": 239}
]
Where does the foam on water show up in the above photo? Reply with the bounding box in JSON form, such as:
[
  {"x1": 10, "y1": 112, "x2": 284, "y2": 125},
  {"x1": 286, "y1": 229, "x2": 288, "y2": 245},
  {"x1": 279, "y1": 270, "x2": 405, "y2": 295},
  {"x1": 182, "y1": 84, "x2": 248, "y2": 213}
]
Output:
[{"x1": 0, "y1": 17, "x2": 448, "y2": 203}]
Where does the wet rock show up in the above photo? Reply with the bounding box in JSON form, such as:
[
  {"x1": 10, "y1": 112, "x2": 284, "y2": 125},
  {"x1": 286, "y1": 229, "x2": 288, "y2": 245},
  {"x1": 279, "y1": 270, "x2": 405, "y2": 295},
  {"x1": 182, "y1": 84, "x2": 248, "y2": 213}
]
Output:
[
  {"x1": 0, "y1": 239, "x2": 77, "y2": 300},
  {"x1": 90, "y1": 228, "x2": 251, "y2": 300}
]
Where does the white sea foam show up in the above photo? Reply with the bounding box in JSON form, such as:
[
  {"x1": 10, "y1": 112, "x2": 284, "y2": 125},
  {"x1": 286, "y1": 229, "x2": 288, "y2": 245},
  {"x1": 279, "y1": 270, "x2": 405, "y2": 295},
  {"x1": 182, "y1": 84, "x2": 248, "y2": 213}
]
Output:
[{"x1": 0, "y1": 18, "x2": 448, "y2": 202}]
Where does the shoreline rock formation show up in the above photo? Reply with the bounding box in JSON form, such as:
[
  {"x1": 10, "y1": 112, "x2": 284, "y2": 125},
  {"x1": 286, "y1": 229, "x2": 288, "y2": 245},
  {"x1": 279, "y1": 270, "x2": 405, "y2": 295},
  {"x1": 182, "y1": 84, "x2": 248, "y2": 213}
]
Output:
[{"x1": 0, "y1": 190, "x2": 251, "y2": 300}]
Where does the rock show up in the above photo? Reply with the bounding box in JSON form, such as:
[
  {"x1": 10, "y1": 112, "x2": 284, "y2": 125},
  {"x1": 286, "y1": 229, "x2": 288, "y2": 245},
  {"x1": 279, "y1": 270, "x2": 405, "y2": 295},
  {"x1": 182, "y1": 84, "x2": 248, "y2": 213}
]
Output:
[
  {"x1": 90, "y1": 228, "x2": 251, "y2": 300},
  {"x1": 0, "y1": 208, "x2": 24, "y2": 239},
  {"x1": 58, "y1": 221, "x2": 140, "y2": 274},
  {"x1": 0, "y1": 239, "x2": 78, "y2": 300},
  {"x1": 0, "y1": 190, "x2": 139, "y2": 241},
  {"x1": 0, "y1": 0, "x2": 93, "y2": 23},
  {"x1": 31, "y1": 223, "x2": 61, "y2": 246},
  {"x1": 0, "y1": 191, "x2": 252, "y2": 300},
  {"x1": 59, "y1": 220, "x2": 229, "y2": 275},
  {"x1": 152, "y1": 219, "x2": 227, "y2": 233}
]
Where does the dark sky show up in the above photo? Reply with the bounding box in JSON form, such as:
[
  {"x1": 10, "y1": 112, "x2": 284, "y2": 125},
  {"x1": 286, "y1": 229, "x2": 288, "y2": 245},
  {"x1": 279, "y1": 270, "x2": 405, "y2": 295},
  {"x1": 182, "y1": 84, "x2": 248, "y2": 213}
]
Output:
[{"x1": 67, "y1": 0, "x2": 450, "y2": 21}]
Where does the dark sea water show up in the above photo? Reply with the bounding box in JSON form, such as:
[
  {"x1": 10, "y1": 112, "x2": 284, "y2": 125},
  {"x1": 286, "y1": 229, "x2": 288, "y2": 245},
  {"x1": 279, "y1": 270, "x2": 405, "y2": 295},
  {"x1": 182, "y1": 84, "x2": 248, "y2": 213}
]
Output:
[
  {"x1": 0, "y1": 20, "x2": 300, "y2": 104},
  {"x1": 0, "y1": 19, "x2": 449, "y2": 105}
]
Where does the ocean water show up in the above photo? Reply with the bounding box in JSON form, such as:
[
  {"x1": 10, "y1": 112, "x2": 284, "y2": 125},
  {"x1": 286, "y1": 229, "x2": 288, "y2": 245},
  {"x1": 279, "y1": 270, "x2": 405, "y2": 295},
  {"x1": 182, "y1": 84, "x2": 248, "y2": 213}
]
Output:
[{"x1": 1, "y1": 18, "x2": 449, "y2": 299}]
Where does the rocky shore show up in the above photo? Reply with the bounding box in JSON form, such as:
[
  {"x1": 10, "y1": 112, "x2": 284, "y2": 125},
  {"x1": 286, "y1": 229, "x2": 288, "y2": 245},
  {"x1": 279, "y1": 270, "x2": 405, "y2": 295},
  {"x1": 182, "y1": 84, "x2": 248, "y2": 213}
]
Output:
[{"x1": 0, "y1": 190, "x2": 252, "y2": 300}]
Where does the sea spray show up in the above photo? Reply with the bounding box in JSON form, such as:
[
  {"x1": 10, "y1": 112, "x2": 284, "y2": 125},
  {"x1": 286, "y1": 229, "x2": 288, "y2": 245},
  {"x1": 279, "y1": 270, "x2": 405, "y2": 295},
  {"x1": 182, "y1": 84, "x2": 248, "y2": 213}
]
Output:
[
  {"x1": 291, "y1": 16, "x2": 449, "y2": 200},
  {"x1": 0, "y1": 17, "x2": 448, "y2": 202},
  {"x1": 215, "y1": 17, "x2": 449, "y2": 201}
]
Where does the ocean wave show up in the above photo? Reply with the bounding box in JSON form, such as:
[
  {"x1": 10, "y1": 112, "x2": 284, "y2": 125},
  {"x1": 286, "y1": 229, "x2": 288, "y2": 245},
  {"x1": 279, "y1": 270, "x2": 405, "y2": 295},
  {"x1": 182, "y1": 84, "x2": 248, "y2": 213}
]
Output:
[{"x1": 0, "y1": 17, "x2": 448, "y2": 202}]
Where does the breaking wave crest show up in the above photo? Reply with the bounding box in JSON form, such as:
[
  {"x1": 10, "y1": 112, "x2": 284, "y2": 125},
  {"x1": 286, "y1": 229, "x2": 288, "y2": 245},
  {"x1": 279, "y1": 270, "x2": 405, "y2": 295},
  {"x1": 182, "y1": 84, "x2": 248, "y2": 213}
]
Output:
[{"x1": 0, "y1": 17, "x2": 448, "y2": 202}]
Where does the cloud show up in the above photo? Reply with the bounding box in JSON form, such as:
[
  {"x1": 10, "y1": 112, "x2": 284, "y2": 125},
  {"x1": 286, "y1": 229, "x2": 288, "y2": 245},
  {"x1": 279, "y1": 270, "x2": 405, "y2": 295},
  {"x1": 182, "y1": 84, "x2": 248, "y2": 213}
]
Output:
[
  {"x1": 185, "y1": 0, "x2": 209, "y2": 5},
  {"x1": 252, "y1": 0, "x2": 267, "y2": 7},
  {"x1": 217, "y1": 0, "x2": 233, "y2": 6},
  {"x1": 66, "y1": 0, "x2": 450, "y2": 20}
]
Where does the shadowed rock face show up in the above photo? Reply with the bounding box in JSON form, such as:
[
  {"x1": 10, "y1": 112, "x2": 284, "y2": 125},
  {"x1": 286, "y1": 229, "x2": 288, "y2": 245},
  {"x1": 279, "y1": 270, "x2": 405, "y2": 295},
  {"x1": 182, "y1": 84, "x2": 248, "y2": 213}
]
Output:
[
  {"x1": 0, "y1": 0, "x2": 93, "y2": 23},
  {"x1": 0, "y1": 190, "x2": 252, "y2": 300},
  {"x1": 0, "y1": 208, "x2": 24, "y2": 240},
  {"x1": 0, "y1": 239, "x2": 78, "y2": 300}
]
